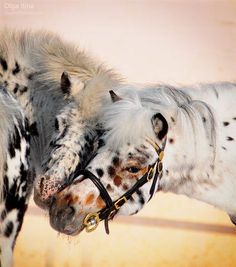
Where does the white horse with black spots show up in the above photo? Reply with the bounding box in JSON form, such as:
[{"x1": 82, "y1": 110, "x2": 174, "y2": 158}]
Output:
[
  {"x1": 1, "y1": 29, "x2": 236, "y2": 265},
  {"x1": 0, "y1": 29, "x2": 120, "y2": 267},
  {"x1": 48, "y1": 82, "x2": 236, "y2": 235}
]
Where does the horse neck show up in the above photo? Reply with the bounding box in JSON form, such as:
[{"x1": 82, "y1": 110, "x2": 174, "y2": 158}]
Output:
[{"x1": 152, "y1": 84, "x2": 221, "y2": 196}]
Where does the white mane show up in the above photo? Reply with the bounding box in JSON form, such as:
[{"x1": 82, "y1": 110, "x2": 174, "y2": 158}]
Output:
[
  {"x1": 100, "y1": 84, "x2": 217, "y2": 165},
  {"x1": 100, "y1": 87, "x2": 157, "y2": 149}
]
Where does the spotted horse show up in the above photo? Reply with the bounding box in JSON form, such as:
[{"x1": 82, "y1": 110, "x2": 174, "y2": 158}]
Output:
[
  {"x1": 0, "y1": 29, "x2": 121, "y2": 266},
  {"x1": 49, "y1": 82, "x2": 236, "y2": 235},
  {"x1": 0, "y1": 86, "x2": 30, "y2": 267}
]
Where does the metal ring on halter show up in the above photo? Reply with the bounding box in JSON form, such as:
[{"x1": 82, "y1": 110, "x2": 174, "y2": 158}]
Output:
[
  {"x1": 83, "y1": 212, "x2": 101, "y2": 232},
  {"x1": 69, "y1": 137, "x2": 166, "y2": 234}
]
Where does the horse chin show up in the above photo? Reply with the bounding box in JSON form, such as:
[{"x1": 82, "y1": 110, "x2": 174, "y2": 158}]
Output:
[
  {"x1": 62, "y1": 225, "x2": 84, "y2": 236},
  {"x1": 50, "y1": 217, "x2": 85, "y2": 236},
  {"x1": 49, "y1": 197, "x2": 85, "y2": 236}
]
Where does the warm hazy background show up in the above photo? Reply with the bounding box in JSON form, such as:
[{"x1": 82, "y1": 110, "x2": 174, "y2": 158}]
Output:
[{"x1": 1, "y1": 1, "x2": 236, "y2": 266}]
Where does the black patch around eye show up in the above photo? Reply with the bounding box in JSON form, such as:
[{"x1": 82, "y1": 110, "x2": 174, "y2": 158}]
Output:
[
  {"x1": 107, "y1": 166, "x2": 116, "y2": 177},
  {"x1": 4, "y1": 221, "x2": 14, "y2": 237},
  {"x1": 227, "y1": 136, "x2": 234, "y2": 141},
  {"x1": 0, "y1": 57, "x2": 8, "y2": 71},
  {"x1": 223, "y1": 122, "x2": 229, "y2": 126},
  {"x1": 202, "y1": 117, "x2": 206, "y2": 123},
  {"x1": 96, "y1": 168, "x2": 104, "y2": 177},
  {"x1": 12, "y1": 61, "x2": 20, "y2": 75}
]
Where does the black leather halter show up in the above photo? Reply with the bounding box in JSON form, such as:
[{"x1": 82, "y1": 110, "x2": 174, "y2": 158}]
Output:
[{"x1": 71, "y1": 138, "x2": 165, "y2": 234}]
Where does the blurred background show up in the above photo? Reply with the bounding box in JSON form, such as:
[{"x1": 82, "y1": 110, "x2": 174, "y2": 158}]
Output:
[{"x1": 1, "y1": 0, "x2": 236, "y2": 266}]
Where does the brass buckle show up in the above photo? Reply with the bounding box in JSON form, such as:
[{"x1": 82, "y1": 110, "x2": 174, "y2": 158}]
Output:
[
  {"x1": 159, "y1": 151, "x2": 164, "y2": 161},
  {"x1": 147, "y1": 167, "x2": 154, "y2": 182},
  {"x1": 83, "y1": 212, "x2": 100, "y2": 233},
  {"x1": 114, "y1": 196, "x2": 128, "y2": 210},
  {"x1": 158, "y1": 161, "x2": 163, "y2": 173},
  {"x1": 108, "y1": 210, "x2": 117, "y2": 220}
]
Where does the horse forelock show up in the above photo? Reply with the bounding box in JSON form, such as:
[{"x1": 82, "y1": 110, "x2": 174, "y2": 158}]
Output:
[
  {"x1": 99, "y1": 89, "x2": 157, "y2": 150},
  {"x1": 98, "y1": 84, "x2": 217, "y2": 165}
]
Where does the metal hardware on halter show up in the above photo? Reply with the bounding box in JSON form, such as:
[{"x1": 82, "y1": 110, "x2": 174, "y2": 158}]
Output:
[
  {"x1": 77, "y1": 137, "x2": 166, "y2": 234},
  {"x1": 84, "y1": 212, "x2": 100, "y2": 232},
  {"x1": 159, "y1": 151, "x2": 164, "y2": 161},
  {"x1": 147, "y1": 166, "x2": 155, "y2": 182},
  {"x1": 114, "y1": 196, "x2": 128, "y2": 210}
]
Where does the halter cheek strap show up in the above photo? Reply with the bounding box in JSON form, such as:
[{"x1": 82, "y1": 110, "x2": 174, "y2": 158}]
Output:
[{"x1": 71, "y1": 138, "x2": 165, "y2": 234}]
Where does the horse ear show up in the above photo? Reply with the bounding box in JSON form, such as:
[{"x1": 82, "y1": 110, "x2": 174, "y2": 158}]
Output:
[
  {"x1": 61, "y1": 72, "x2": 84, "y2": 97},
  {"x1": 151, "y1": 113, "x2": 168, "y2": 140},
  {"x1": 109, "y1": 90, "x2": 122, "y2": 102},
  {"x1": 61, "y1": 71, "x2": 71, "y2": 95}
]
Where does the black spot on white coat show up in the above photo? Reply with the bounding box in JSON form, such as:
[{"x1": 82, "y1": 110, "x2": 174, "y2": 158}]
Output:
[
  {"x1": 0, "y1": 57, "x2": 8, "y2": 71},
  {"x1": 12, "y1": 61, "x2": 20, "y2": 75}
]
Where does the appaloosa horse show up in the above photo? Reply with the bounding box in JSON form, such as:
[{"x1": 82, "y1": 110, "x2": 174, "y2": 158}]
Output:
[
  {"x1": 0, "y1": 29, "x2": 120, "y2": 267},
  {"x1": 48, "y1": 83, "x2": 236, "y2": 235}
]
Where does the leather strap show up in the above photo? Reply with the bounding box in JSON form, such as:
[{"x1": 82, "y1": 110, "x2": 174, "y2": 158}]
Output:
[{"x1": 69, "y1": 138, "x2": 165, "y2": 234}]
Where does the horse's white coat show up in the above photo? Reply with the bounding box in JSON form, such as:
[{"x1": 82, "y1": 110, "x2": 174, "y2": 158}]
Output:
[
  {"x1": 49, "y1": 82, "x2": 236, "y2": 235},
  {"x1": 0, "y1": 29, "x2": 120, "y2": 267}
]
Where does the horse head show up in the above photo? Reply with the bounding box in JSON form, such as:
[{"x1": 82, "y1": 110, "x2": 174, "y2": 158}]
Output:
[
  {"x1": 34, "y1": 71, "x2": 114, "y2": 209},
  {"x1": 48, "y1": 89, "x2": 169, "y2": 235}
]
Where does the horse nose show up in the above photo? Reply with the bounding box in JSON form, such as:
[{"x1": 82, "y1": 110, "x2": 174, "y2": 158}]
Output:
[
  {"x1": 50, "y1": 198, "x2": 76, "y2": 230},
  {"x1": 34, "y1": 189, "x2": 53, "y2": 209},
  {"x1": 58, "y1": 205, "x2": 75, "y2": 221}
]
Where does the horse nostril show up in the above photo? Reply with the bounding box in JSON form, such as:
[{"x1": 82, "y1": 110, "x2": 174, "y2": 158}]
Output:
[{"x1": 63, "y1": 206, "x2": 75, "y2": 219}]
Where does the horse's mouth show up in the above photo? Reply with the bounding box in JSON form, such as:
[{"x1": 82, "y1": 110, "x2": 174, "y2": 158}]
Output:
[
  {"x1": 49, "y1": 197, "x2": 85, "y2": 236},
  {"x1": 50, "y1": 217, "x2": 85, "y2": 236}
]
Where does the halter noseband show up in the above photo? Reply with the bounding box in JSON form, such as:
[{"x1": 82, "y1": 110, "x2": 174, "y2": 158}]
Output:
[{"x1": 71, "y1": 138, "x2": 165, "y2": 234}]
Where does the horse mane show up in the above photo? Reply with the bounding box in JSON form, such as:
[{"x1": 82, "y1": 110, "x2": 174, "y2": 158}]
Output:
[
  {"x1": 0, "y1": 28, "x2": 122, "y2": 119},
  {"x1": 100, "y1": 86, "x2": 158, "y2": 149},
  {"x1": 99, "y1": 84, "x2": 217, "y2": 165},
  {"x1": 0, "y1": 89, "x2": 25, "y2": 201}
]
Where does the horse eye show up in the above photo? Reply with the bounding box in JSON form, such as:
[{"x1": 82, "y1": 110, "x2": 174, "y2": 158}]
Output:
[{"x1": 126, "y1": 167, "x2": 140, "y2": 173}]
